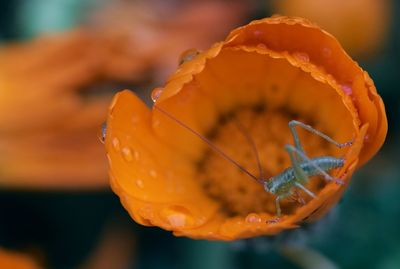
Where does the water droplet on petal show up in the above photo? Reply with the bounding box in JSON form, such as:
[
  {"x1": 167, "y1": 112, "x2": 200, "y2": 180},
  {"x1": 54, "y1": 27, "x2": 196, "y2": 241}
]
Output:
[
  {"x1": 253, "y1": 30, "x2": 263, "y2": 37},
  {"x1": 112, "y1": 138, "x2": 120, "y2": 151},
  {"x1": 342, "y1": 84, "x2": 353, "y2": 96},
  {"x1": 257, "y1": 43, "x2": 267, "y2": 50},
  {"x1": 98, "y1": 122, "x2": 107, "y2": 144},
  {"x1": 135, "y1": 179, "x2": 144, "y2": 188},
  {"x1": 122, "y1": 147, "x2": 133, "y2": 162},
  {"x1": 179, "y1": 48, "x2": 199, "y2": 65},
  {"x1": 161, "y1": 206, "x2": 195, "y2": 228},
  {"x1": 245, "y1": 213, "x2": 262, "y2": 223},
  {"x1": 293, "y1": 52, "x2": 310, "y2": 62},
  {"x1": 149, "y1": 170, "x2": 157, "y2": 178},
  {"x1": 151, "y1": 87, "x2": 163, "y2": 102}
]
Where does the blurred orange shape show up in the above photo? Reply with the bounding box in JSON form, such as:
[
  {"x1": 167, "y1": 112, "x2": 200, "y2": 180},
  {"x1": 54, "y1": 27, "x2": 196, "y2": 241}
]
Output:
[
  {"x1": 105, "y1": 16, "x2": 387, "y2": 240},
  {"x1": 272, "y1": 0, "x2": 392, "y2": 59},
  {"x1": 0, "y1": 249, "x2": 41, "y2": 269},
  {"x1": 0, "y1": 1, "x2": 250, "y2": 190},
  {"x1": 0, "y1": 30, "x2": 138, "y2": 189},
  {"x1": 87, "y1": 0, "x2": 251, "y2": 82}
]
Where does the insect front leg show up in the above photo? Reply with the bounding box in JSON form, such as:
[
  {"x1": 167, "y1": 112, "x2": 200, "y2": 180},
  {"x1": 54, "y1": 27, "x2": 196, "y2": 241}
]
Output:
[
  {"x1": 275, "y1": 196, "x2": 282, "y2": 217},
  {"x1": 267, "y1": 195, "x2": 286, "y2": 223}
]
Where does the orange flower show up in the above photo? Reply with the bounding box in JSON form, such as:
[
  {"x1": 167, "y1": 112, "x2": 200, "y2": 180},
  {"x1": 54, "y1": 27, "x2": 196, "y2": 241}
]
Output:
[
  {"x1": 105, "y1": 16, "x2": 387, "y2": 240},
  {"x1": 272, "y1": 0, "x2": 392, "y2": 59},
  {"x1": 0, "y1": 249, "x2": 41, "y2": 269}
]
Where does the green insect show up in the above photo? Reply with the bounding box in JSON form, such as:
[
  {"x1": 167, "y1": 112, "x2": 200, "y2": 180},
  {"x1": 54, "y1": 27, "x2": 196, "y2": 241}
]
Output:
[{"x1": 154, "y1": 105, "x2": 353, "y2": 219}]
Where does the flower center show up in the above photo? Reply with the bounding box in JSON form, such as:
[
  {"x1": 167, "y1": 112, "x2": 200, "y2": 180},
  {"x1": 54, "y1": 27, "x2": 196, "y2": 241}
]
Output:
[{"x1": 197, "y1": 105, "x2": 335, "y2": 217}]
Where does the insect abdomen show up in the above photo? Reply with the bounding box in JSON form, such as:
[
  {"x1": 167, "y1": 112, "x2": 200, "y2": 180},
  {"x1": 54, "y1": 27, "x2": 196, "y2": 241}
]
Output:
[
  {"x1": 301, "y1": 156, "x2": 344, "y2": 176},
  {"x1": 265, "y1": 156, "x2": 344, "y2": 195}
]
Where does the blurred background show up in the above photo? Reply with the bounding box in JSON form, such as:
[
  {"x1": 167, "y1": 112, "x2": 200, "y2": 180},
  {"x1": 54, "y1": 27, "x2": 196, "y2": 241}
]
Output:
[{"x1": 0, "y1": 0, "x2": 398, "y2": 268}]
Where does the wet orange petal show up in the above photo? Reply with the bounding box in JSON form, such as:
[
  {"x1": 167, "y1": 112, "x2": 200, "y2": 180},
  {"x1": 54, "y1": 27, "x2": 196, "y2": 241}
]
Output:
[{"x1": 107, "y1": 91, "x2": 218, "y2": 230}]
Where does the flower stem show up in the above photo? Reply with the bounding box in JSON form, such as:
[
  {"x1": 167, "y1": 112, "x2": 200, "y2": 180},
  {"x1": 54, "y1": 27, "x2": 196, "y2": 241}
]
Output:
[{"x1": 279, "y1": 245, "x2": 340, "y2": 269}]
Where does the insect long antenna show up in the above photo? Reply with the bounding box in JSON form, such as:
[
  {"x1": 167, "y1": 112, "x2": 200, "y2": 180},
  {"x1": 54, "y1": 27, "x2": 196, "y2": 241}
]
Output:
[
  {"x1": 154, "y1": 104, "x2": 261, "y2": 183},
  {"x1": 232, "y1": 118, "x2": 265, "y2": 182}
]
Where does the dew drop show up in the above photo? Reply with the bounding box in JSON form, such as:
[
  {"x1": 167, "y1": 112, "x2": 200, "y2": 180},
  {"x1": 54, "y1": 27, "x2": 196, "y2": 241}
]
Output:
[
  {"x1": 245, "y1": 213, "x2": 262, "y2": 223},
  {"x1": 121, "y1": 147, "x2": 133, "y2": 162},
  {"x1": 342, "y1": 84, "x2": 353, "y2": 96},
  {"x1": 179, "y1": 48, "x2": 199, "y2": 65},
  {"x1": 253, "y1": 30, "x2": 263, "y2": 37},
  {"x1": 135, "y1": 179, "x2": 144, "y2": 188},
  {"x1": 98, "y1": 122, "x2": 107, "y2": 144},
  {"x1": 112, "y1": 137, "x2": 120, "y2": 151},
  {"x1": 293, "y1": 52, "x2": 310, "y2": 62},
  {"x1": 151, "y1": 87, "x2": 163, "y2": 102},
  {"x1": 149, "y1": 170, "x2": 157, "y2": 178},
  {"x1": 257, "y1": 43, "x2": 267, "y2": 50},
  {"x1": 161, "y1": 206, "x2": 195, "y2": 228}
]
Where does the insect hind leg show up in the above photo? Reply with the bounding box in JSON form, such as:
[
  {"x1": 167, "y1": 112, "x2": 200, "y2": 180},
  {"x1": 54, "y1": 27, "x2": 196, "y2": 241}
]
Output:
[
  {"x1": 294, "y1": 182, "x2": 317, "y2": 198},
  {"x1": 288, "y1": 120, "x2": 353, "y2": 153},
  {"x1": 285, "y1": 145, "x2": 344, "y2": 185}
]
